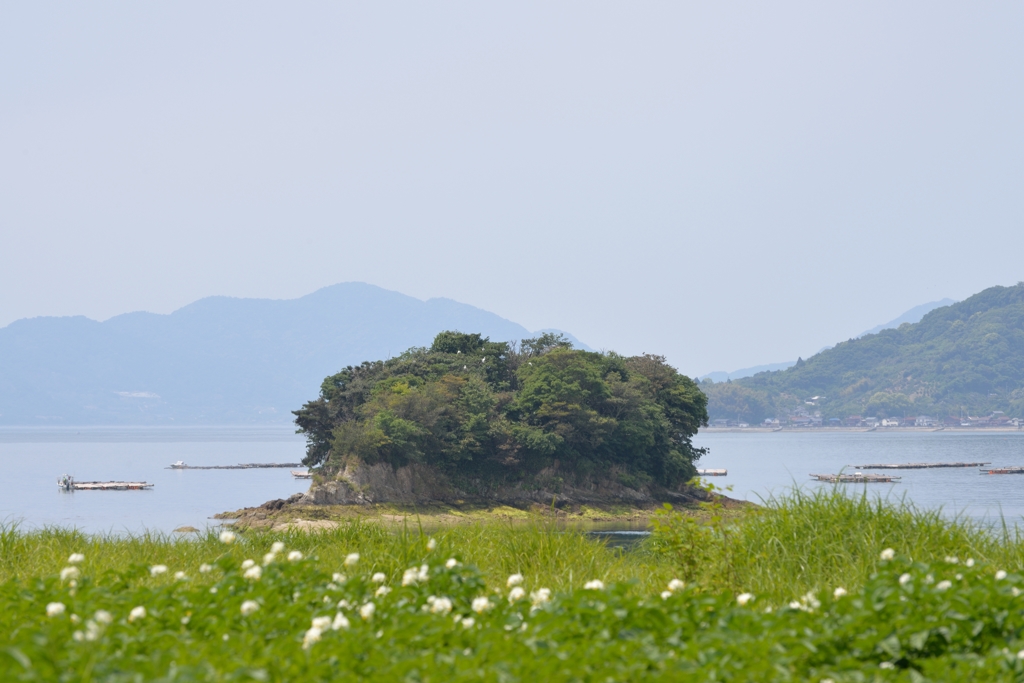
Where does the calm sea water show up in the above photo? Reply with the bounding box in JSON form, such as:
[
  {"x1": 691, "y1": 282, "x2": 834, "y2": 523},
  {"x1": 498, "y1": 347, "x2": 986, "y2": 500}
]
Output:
[
  {"x1": 2, "y1": 428, "x2": 1023, "y2": 534},
  {"x1": 694, "y1": 431, "x2": 1024, "y2": 524},
  {"x1": 0, "y1": 427, "x2": 309, "y2": 534}
]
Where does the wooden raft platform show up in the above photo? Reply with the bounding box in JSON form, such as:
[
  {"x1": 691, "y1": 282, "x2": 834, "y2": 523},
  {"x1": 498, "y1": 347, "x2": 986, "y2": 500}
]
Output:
[
  {"x1": 981, "y1": 466, "x2": 1024, "y2": 475},
  {"x1": 810, "y1": 473, "x2": 901, "y2": 483},
  {"x1": 167, "y1": 461, "x2": 302, "y2": 470},
  {"x1": 58, "y1": 477, "x2": 153, "y2": 491},
  {"x1": 850, "y1": 462, "x2": 990, "y2": 470},
  {"x1": 697, "y1": 469, "x2": 728, "y2": 476}
]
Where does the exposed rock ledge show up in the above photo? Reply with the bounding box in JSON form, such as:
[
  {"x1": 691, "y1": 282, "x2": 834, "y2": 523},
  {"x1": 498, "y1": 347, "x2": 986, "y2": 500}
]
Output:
[{"x1": 298, "y1": 462, "x2": 725, "y2": 508}]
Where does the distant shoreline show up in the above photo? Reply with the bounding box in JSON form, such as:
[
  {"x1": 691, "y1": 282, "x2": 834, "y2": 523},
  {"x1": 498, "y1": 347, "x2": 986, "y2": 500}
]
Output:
[{"x1": 700, "y1": 426, "x2": 1023, "y2": 434}]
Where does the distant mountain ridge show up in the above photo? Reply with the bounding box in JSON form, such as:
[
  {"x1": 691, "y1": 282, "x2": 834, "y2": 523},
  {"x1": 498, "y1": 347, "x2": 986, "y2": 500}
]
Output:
[
  {"x1": 702, "y1": 284, "x2": 1024, "y2": 422},
  {"x1": 700, "y1": 298, "x2": 955, "y2": 382},
  {"x1": 857, "y1": 299, "x2": 957, "y2": 338},
  {"x1": 0, "y1": 283, "x2": 588, "y2": 425}
]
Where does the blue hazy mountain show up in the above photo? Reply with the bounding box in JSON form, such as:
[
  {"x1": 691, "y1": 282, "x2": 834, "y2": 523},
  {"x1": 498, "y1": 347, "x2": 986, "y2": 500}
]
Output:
[
  {"x1": 0, "y1": 283, "x2": 588, "y2": 425},
  {"x1": 700, "y1": 298, "x2": 956, "y2": 382},
  {"x1": 857, "y1": 298, "x2": 956, "y2": 338}
]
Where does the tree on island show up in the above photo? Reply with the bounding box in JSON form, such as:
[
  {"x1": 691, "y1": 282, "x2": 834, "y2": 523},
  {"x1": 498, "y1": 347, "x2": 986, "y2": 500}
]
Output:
[{"x1": 293, "y1": 331, "x2": 708, "y2": 491}]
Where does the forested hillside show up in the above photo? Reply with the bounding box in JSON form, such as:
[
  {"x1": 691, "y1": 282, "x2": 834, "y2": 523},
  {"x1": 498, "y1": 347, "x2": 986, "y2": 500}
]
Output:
[
  {"x1": 703, "y1": 283, "x2": 1024, "y2": 422},
  {"x1": 294, "y1": 332, "x2": 708, "y2": 492}
]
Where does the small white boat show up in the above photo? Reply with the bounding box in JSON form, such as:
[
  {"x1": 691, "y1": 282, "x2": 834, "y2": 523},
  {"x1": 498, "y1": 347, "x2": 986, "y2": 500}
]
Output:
[
  {"x1": 170, "y1": 461, "x2": 186, "y2": 469},
  {"x1": 291, "y1": 470, "x2": 312, "y2": 479}
]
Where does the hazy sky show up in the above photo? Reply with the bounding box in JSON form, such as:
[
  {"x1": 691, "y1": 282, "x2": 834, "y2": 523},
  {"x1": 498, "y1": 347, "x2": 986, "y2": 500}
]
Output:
[{"x1": 2, "y1": 2, "x2": 1022, "y2": 376}]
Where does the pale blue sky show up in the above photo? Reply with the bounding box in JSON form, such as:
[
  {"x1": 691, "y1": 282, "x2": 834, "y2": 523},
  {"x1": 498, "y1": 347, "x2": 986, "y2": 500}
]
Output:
[{"x1": 2, "y1": 2, "x2": 1022, "y2": 376}]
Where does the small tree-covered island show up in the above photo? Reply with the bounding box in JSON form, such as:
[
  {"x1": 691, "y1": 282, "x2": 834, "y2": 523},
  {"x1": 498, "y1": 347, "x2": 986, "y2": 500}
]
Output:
[{"x1": 292, "y1": 331, "x2": 709, "y2": 507}]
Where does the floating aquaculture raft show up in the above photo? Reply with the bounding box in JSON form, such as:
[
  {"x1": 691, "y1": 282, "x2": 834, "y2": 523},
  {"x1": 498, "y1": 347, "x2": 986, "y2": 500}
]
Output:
[
  {"x1": 980, "y1": 466, "x2": 1024, "y2": 475},
  {"x1": 57, "y1": 476, "x2": 153, "y2": 491},
  {"x1": 167, "y1": 461, "x2": 302, "y2": 470},
  {"x1": 810, "y1": 473, "x2": 901, "y2": 483},
  {"x1": 850, "y1": 462, "x2": 990, "y2": 469}
]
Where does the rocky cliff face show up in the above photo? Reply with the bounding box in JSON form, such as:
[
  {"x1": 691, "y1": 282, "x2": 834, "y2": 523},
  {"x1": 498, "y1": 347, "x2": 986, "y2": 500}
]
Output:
[{"x1": 299, "y1": 462, "x2": 700, "y2": 507}]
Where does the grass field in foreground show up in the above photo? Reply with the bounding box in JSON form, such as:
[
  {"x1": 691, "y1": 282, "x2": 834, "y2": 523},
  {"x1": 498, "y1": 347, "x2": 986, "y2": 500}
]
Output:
[{"x1": 5, "y1": 490, "x2": 1024, "y2": 681}]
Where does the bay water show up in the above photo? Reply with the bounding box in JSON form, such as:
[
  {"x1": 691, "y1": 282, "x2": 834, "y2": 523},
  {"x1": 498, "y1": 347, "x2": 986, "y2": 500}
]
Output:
[
  {"x1": 695, "y1": 430, "x2": 1024, "y2": 524},
  {"x1": 1, "y1": 427, "x2": 1023, "y2": 534}
]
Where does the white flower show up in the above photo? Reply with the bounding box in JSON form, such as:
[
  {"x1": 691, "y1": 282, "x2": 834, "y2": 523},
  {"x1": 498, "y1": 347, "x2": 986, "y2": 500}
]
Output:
[
  {"x1": 472, "y1": 597, "x2": 493, "y2": 613},
  {"x1": 945, "y1": 556, "x2": 959, "y2": 564},
  {"x1": 375, "y1": 586, "x2": 391, "y2": 597},
  {"x1": 46, "y1": 602, "x2": 66, "y2": 617},
  {"x1": 244, "y1": 565, "x2": 262, "y2": 581},
  {"x1": 263, "y1": 553, "x2": 276, "y2": 566},
  {"x1": 461, "y1": 617, "x2": 475, "y2": 629},
  {"x1": 302, "y1": 626, "x2": 322, "y2": 649},
  {"x1": 240, "y1": 600, "x2": 260, "y2": 616},
  {"x1": 219, "y1": 530, "x2": 236, "y2": 544},
  {"x1": 429, "y1": 597, "x2": 453, "y2": 615},
  {"x1": 60, "y1": 566, "x2": 80, "y2": 582},
  {"x1": 880, "y1": 548, "x2": 895, "y2": 561},
  {"x1": 311, "y1": 616, "x2": 332, "y2": 630},
  {"x1": 174, "y1": 571, "x2": 187, "y2": 581},
  {"x1": 789, "y1": 600, "x2": 802, "y2": 610},
  {"x1": 446, "y1": 558, "x2": 459, "y2": 569},
  {"x1": 338, "y1": 599, "x2": 352, "y2": 610},
  {"x1": 935, "y1": 580, "x2": 952, "y2": 591},
  {"x1": 736, "y1": 593, "x2": 754, "y2": 606},
  {"x1": 418, "y1": 564, "x2": 429, "y2": 582},
  {"x1": 271, "y1": 541, "x2": 285, "y2": 553},
  {"x1": 372, "y1": 572, "x2": 387, "y2": 583},
  {"x1": 507, "y1": 586, "x2": 525, "y2": 603},
  {"x1": 332, "y1": 612, "x2": 350, "y2": 630},
  {"x1": 660, "y1": 590, "x2": 672, "y2": 600},
  {"x1": 667, "y1": 579, "x2": 685, "y2": 592},
  {"x1": 128, "y1": 606, "x2": 146, "y2": 622},
  {"x1": 530, "y1": 588, "x2": 551, "y2": 606},
  {"x1": 996, "y1": 570, "x2": 1008, "y2": 581},
  {"x1": 427, "y1": 538, "x2": 437, "y2": 551},
  {"x1": 899, "y1": 573, "x2": 912, "y2": 586},
  {"x1": 1018, "y1": 649, "x2": 1024, "y2": 660},
  {"x1": 210, "y1": 587, "x2": 218, "y2": 594},
  {"x1": 83, "y1": 620, "x2": 102, "y2": 641},
  {"x1": 199, "y1": 564, "x2": 213, "y2": 574},
  {"x1": 241, "y1": 559, "x2": 256, "y2": 570},
  {"x1": 583, "y1": 580, "x2": 605, "y2": 591},
  {"x1": 956, "y1": 573, "x2": 963, "y2": 580},
  {"x1": 68, "y1": 553, "x2": 85, "y2": 565},
  {"x1": 833, "y1": 587, "x2": 847, "y2": 599},
  {"x1": 94, "y1": 610, "x2": 113, "y2": 625},
  {"x1": 402, "y1": 568, "x2": 420, "y2": 586},
  {"x1": 359, "y1": 602, "x2": 375, "y2": 620},
  {"x1": 507, "y1": 574, "x2": 524, "y2": 588},
  {"x1": 344, "y1": 553, "x2": 360, "y2": 568},
  {"x1": 880, "y1": 662, "x2": 894, "y2": 669},
  {"x1": 966, "y1": 558, "x2": 975, "y2": 567},
  {"x1": 150, "y1": 564, "x2": 168, "y2": 577},
  {"x1": 332, "y1": 573, "x2": 347, "y2": 583},
  {"x1": 287, "y1": 550, "x2": 303, "y2": 562}
]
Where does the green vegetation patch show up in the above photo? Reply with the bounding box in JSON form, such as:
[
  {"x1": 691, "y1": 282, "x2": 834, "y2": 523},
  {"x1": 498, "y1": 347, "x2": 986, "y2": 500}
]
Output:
[
  {"x1": 703, "y1": 282, "x2": 1024, "y2": 422},
  {"x1": 6, "y1": 491, "x2": 1024, "y2": 680},
  {"x1": 294, "y1": 331, "x2": 708, "y2": 493}
]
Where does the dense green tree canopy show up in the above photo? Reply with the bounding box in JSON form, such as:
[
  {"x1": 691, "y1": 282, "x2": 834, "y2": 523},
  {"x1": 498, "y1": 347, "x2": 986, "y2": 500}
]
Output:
[
  {"x1": 703, "y1": 283, "x2": 1024, "y2": 422},
  {"x1": 294, "y1": 332, "x2": 708, "y2": 488}
]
